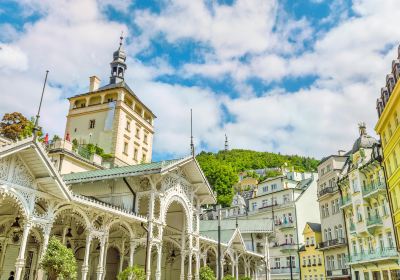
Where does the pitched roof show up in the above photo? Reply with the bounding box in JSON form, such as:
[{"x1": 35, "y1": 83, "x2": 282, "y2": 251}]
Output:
[
  {"x1": 200, "y1": 219, "x2": 273, "y2": 235},
  {"x1": 63, "y1": 158, "x2": 182, "y2": 183},
  {"x1": 0, "y1": 138, "x2": 72, "y2": 200},
  {"x1": 307, "y1": 222, "x2": 321, "y2": 232}
]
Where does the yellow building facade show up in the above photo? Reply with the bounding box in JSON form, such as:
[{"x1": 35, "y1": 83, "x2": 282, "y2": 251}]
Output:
[
  {"x1": 375, "y1": 46, "x2": 400, "y2": 250},
  {"x1": 299, "y1": 223, "x2": 325, "y2": 280}
]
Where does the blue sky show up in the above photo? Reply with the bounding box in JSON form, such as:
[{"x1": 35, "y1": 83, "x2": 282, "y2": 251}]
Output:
[{"x1": 0, "y1": 0, "x2": 399, "y2": 161}]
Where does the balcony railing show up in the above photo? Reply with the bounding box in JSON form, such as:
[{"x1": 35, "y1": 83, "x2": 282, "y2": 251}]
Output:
[
  {"x1": 318, "y1": 238, "x2": 347, "y2": 250},
  {"x1": 275, "y1": 221, "x2": 295, "y2": 229},
  {"x1": 348, "y1": 247, "x2": 398, "y2": 263},
  {"x1": 280, "y1": 243, "x2": 297, "y2": 252},
  {"x1": 256, "y1": 201, "x2": 294, "y2": 212},
  {"x1": 318, "y1": 186, "x2": 338, "y2": 198},
  {"x1": 340, "y1": 196, "x2": 352, "y2": 208},
  {"x1": 270, "y1": 267, "x2": 299, "y2": 274},
  {"x1": 326, "y1": 269, "x2": 350, "y2": 277},
  {"x1": 367, "y1": 215, "x2": 383, "y2": 227},
  {"x1": 362, "y1": 182, "x2": 386, "y2": 197}
]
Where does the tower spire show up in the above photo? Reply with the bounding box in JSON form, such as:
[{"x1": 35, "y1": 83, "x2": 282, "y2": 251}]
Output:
[
  {"x1": 224, "y1": 134, "x2": 229, "y2": 151},
  {"x1": 110, "y1": 33, "x2": 127, "y2": 84},
  {"x1": 190, "y1": 109, "x2": 195, "y2": 157}
]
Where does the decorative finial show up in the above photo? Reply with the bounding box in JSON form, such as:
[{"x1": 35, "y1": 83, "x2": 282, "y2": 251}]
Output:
[
  {"x1": 358, "y1": 122, "x2": 367, "y2": 136},
  {"x1": 119, "y1": 31, "x2": 124, "y2": 47}
]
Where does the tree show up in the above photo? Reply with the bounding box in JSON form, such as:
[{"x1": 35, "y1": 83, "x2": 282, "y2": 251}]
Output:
[
  {"x1": 199, "y1": 266, "x2": 216, "y2": 280},
  {"x1": 196, "y1": 149, "x2": 320, "y2": 204},
  {"x1": 40, "y1": 237, "x2": 77, "y2": 280},
  {"x1": 117, "y1": 266, "x2": 145, "y2": 280},
  {"x1": 0, "y1": 112, "x2": 30, "y2": 140},
  {"x1": 197, "y1": 157, "x2": 237, "y2": 206}
]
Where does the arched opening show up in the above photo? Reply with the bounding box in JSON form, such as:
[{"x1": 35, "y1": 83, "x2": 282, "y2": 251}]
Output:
[
  {"x1": 0, "y1": 193, "x2": 39, "y2": 280},
  {"x1": 206, "y1": 248, "x2": 217, "y2": 275},
  {"x1": 104, "y1": 247, "x2": 120, "y2": 279},
  {"x1": 162, "y1": 199, "x2": 189, "y2": 280},
  {"x1": 52, "y1": 207, "x2": 90, "y2": 279},
  {"x1": 88, "y1": 95, "x2": 101, "y2": 106}
]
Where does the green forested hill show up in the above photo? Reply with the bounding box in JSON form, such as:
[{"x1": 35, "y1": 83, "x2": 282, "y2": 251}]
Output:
[{"x1": 196, "y1": 149, "x2": 319, "y2": 206}]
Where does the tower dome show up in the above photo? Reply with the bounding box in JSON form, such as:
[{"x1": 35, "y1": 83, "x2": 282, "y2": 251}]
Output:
[
  {"x1": 110, "y1": 34, "x2": 127, "y2": 84},
  {"x1": 351, "y1": 122, "x2": 378, "y2": 154}
]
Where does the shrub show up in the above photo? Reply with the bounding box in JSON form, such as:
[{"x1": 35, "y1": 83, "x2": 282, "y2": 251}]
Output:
[
  {"x1": 223, "y1": 275, "x2": 235, "y2": 280},
  {"x1": 40, "y1": 237, "x2": 77, "y2": 280},
  {"x1": 117, "y1": 265, "x2": 145, "y2": 280},
  {"x1": 199, "y1": 266, "x2": 216, "y2": 280},
  {"x1": 240, "y1": 277, "x2": 252, "y2": 280}
]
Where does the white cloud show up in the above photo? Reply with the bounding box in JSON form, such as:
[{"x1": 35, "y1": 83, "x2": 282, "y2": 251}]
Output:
[{"x1": 0, "y1": 44, "x2": 28, "y2": 72}]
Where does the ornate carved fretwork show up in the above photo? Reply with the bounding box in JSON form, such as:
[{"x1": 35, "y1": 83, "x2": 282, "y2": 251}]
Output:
[
  {"x1": 12, "y1": 157, "x2": 34, "y2": 189},
  {"x1": 0, "y1": 156, "x2": 11, "y2": 180}
]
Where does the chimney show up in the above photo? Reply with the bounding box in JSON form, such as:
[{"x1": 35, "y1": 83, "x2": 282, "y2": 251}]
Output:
[
  {"x1": 338, "y1": 150, "x2": 346, "y2": 156},
  {"x1": 89, "y1": 76, "x2": 101, "y2": 92}
]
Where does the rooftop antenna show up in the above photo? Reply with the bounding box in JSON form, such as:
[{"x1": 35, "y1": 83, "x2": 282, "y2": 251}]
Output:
[
  {"x1": 190, "y1": 109, "x2": 195, "y2": 157},
  {"x1": 33, "y1": 70, "x2": 49, "y2": 140},
  {"x1": 224, "y1": 134, "x2": 229, "y2": 151}
]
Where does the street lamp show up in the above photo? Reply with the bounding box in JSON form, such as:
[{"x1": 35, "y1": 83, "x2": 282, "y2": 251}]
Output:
[{"x1": 217, "y1": 205, "x2": 240, "y2": 280}]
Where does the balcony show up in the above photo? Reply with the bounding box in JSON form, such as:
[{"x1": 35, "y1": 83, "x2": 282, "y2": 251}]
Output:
[
  {"x1": 326, "y1": 269, "x2": 350, "y2": 278},
  {"x1": 340, "y1": 196, "x2": 352, "y2": 208},
  {"x1": 275, "y1": 221, "x2": 295, "y2": 230},
  {"x1": 280, "y1": 243, "x2": 297, "y2": 252},
  {"x1": 256, "y1": 201, "x2": 294, "y2": 212},
  {"x1": 367, "y1": 215, "x2": 383, "y2": 227},
  {"x1": 362, "y1": 182, "x2": 386, "y2": 198},
  {"x1": 318, "y1": 186, "x2": 338, "y2": 199},
  {"x1": 348, "y1": 248, "x2": 398, "y2": 264},
  {"x1": 318, "y1": 238, "x2": 347, "y2": 250},
  {"x1": 270, "y1": 267, "x2": 299, "y2": 274}
]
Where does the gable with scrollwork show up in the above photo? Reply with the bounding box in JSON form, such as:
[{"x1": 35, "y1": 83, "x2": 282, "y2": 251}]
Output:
[
  {"x1": 12, "y1": 156, "x2": 35, "y2": 188},
  {"x1": 0, "y1": 155, "x2": 35, "y2": 189},
  {"x1": 0, "y1": 156, "x2": 10, "y2": 181}
]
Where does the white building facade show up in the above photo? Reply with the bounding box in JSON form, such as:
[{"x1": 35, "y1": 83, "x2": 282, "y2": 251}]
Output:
[
  {"x1": 245, "y1": 170, "x2": 320, "y2": 280},
  {"x1": 317, "y1": 155, "x2": 351, "y2": 279}
]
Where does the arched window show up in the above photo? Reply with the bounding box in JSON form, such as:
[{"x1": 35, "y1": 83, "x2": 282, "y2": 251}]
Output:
[
  {"x1": 334, "y1": 226, "x2": 338, "y2": 239},
  {"x1": 328, "y1": 228, "x2": 332, "y2": 241}
]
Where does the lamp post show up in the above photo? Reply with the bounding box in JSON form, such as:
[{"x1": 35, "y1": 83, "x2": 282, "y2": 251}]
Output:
[{"x1": 217, "y1": 205, "x2": 240, "y2": 280}]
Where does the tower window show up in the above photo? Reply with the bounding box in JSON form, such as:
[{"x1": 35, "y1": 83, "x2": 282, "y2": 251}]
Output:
[
  {"x1": 142, "y1": 154, "x2": 146, "y2": 162},
  {"x1": 144, "y1": 134, "x2": 148, "y2": 144},
  {"x1": 126, "y1": 121, "x2": 131, "y2": 131},
  {"x1": 133, "y1": 148, "x2": 138, "y2": 160},
  {"x1": 135, "y1": 128, "x2": 140, "y2": 138},
  {"x1": 89, "y1": 120, "x2": 96, "y2": 129}
]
